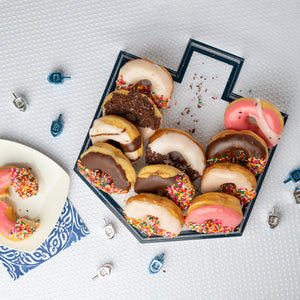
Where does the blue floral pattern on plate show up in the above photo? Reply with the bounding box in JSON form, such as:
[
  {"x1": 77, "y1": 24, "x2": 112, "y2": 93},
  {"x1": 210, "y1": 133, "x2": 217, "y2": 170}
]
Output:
[{"x1": 0, "y1": 199, "x2": 89, "y2": 280}]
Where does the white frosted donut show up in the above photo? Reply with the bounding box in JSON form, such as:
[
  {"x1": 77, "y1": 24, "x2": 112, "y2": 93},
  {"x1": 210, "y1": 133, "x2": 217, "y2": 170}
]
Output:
[
  {"x1": 145, "y1": 128, "x2": 206, "y2": 181},
  {"x1": 124, "y1": 193, "x2": 184, "y2": 237},
  {"x1": 116, "y1": 58, "x2": 173, "y2": 108},
  {"x1": 201, "y1": 163, "x2": 257, "y2": 204},
  {"x1": 89, "y1": 115, "x2": 143, "y2": 162}
]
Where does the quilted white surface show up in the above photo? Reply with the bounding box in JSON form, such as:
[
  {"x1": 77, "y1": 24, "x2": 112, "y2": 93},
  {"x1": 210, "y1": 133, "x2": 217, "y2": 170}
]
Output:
[{"x1": 1, "y1": 1, "x2": 300, "y2": 299}]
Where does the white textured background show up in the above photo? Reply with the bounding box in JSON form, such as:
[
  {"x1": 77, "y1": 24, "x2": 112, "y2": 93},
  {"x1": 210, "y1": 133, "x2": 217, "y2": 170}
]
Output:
[{"x1": 0, "y1": 1, "x2": 300, "y2": 299}]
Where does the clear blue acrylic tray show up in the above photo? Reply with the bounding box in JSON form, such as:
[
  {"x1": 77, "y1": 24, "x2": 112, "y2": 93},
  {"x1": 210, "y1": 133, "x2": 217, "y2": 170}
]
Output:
[{"x1": 74, "y1": 39, "x2": 288, "y2": 243}]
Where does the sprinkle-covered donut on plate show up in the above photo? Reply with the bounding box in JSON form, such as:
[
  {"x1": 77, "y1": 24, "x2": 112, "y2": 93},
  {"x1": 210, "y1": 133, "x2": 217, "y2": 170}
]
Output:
[
  {"x1": 77, "y1": 142, "x2": 136, "y2": 194},
  {"x1": 201, "y1": 163, "x2": 257, "y2": 204},
  {"x1": 102, "y1": 90, "x2": 162, "y2": 140},
  {"x1": 115, "y1": 58, "x2": 173, "y2": 109},
  {"x1": 145, "y1": 128, "x2": 206, "y2": 181},
  {"x1": 185, "y1": 192, "x2": 243, "y2": 234},
  {"x1": 134, "y1": 164, "x2": 195, "y2": 210},
  {"x1": 89, "y1": 115, "x2": 143, "y2": 162},
  {"x1": 224, "y1": 97, "x2": 284, "y2": 148},
  {"x1": 124, "y1": 193, "x2": 184, "y2": 238},
  {"x1": 206, "y1": 130, "x2": 269, "y2": 175}
]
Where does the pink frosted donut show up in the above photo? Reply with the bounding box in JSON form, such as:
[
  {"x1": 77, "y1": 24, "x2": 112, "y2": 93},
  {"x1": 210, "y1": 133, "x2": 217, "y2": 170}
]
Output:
[
  {"x1": 224, "y1": 98, "x2": 284, "y2": 148},
  {"x1": 185, "y1": 192, "x2": 243, "y2": 234}
]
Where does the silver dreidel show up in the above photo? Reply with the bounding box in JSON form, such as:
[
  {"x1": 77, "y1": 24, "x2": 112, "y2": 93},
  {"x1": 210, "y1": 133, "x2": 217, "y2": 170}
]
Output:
[
  {"x1": 268, "y1": 207, "x2": 279, "y2": 229},
  {"x1": 92, "y1": 264, "x2": 113, "y2": 280},
  {"x1": 12, "y1": 93, "x2": 27, "y2": 111},
  {"x1": 103, "y1": 218, "x2": 115, "y2": 239}
]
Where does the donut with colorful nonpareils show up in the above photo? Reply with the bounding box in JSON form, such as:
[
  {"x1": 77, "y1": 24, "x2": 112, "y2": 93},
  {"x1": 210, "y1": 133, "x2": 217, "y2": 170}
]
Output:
[
  {"x1": 134, "y1": 165, "x2": 195, "y2": 210},
  {"x1": 145, "y1": 128, "x2": 206, "y2": 181},
  {"x1": 0, "y1": 198, "x2": 40, "y2": 241},
  {"x1": 124, "y1": 193, "x2": 184, "y2": 238},
  {"x1": 185, "y1": 192, "x2": 243, "y2": 234},
  {"x1": 224, "y1": 98, "x2": 284, "y2": 148},
  {"x1": 115, "y1": 58, "x2": 173, "y2": 109},
  {"x1": 89, "y1": 115, "x2": 144, "y2": 162},
  {"x1": 206, "y1": 130, "x2": 268, "y2": 175},
  {"x1": 0, "y1": 166, "x2": 39, "y2": 199},
  {"x1": 77, "y1": 143, "x2": 136, "y2": 194},
  {"x1": 201, "y1": 163, "x2": 257, "y2": 204},
  {"x1": 102, "y1": 90, "x2": 162, "y2": 140}
]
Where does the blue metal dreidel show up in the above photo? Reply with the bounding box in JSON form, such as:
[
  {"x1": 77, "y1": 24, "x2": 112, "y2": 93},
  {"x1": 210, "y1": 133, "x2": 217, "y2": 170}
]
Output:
[
  {"x1": 283, "y1": 168, "x2": 300, "y2": 184},
  {"x1": 48, "y1": 72, "x2": 71, "y2": 84},
  {"x1": 51, "y1": 114, "x2": 64, "y2": 137},
  {"x1": 149, "y1": 253, "x2": 164, "y2": 274}
]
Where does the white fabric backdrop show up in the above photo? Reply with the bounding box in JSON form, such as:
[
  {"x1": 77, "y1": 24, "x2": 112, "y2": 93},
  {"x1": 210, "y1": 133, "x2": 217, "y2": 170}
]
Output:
[{"x1": 0, "y1": 1, "x2": 299, "y2": 299}]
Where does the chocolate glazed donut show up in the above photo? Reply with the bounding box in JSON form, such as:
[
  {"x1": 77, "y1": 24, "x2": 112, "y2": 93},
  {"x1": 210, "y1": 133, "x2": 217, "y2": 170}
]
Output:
[{"x1": 206, "y1": 130, "x2": 268, "y2": 160}]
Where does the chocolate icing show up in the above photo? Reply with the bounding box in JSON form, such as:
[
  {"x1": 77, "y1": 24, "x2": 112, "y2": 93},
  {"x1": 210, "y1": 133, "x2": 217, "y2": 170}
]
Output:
[
  {"x1": 104, "y1": 91, "x2": 161, "y2": 129},
  {"x1": 145, "y1": 147, "x2": 199, "y2": 181},
  {"x1": 134, "y1": 175, "x2": 178, "y2": 194},
  {"x1": 206, "y1": 133, "x2": 267, "y2": 159},
  {"x1": 81, "y1": 152, "x2": 130, "y2": 190}
]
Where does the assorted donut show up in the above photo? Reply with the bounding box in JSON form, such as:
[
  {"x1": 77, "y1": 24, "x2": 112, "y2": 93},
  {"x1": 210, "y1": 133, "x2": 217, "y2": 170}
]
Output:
[
  {"x1": 0, "y1": 166, "x2": 40, "y2": 241},
  {"x1": 77, "y1": 58, "x2": 284, "y2": 239}
]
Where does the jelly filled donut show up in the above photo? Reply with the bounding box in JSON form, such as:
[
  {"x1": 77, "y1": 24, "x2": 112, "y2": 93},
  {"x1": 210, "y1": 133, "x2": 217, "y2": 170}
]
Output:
[
  {"x1": 103, "y1": 90, "x2": 162, "y2": 140},
  {"x1": 201, "y1": 163, "x2": 257, "y2": 204},
  {"x1": 224, "y1": 98, "x2": 284, "y2": 148},
  {"x1": 89, "y1": 115, "x2": 143, "y2": 162},
  {"x1": 0, "y1": 198, "x2": 40, "y2": 241},
  {"x1": 77, "y1": 142, "x2": 136, "y2": 194},
  {"x1": 0, "y1": 166, "x2": 39, "y2": 199},
  {"x1": 185, "y1": 192, "x2": 243, "y2": 234},
  {"x1": 134, "y1": 165, "x2": 194, "y2": 210},
  {"x1": 115, "y1": 58, "x2": 173, "y2": 109},
  {"x1": 145, "y1": 128, "x2": 206, "y2": 181},
  {"x1": 124, "y1": 193, "x2": 184, "y2": 238},
  {"x1": 206, "y1": 130, "x2": 268, "y2": 175}
]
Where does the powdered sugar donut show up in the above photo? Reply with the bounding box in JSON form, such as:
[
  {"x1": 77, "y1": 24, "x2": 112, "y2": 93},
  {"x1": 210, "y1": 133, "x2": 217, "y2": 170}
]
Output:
[
  {"x1": 201, "y1": 163, "x2": 257, "y2": 204},
  {"x1": 103, "y1": 90, "x2": 162, "y2": 140},
  {"x1": 185, "y1": 192, "x2": 243, "y2": 234},
  {"x1": 206, "y1": 130, "x2": 269, "y2": 175},
  {"x1": 145, "y1": 128, "x2": 206, "y2": 181},
  {"x1": 89, "y1": 115, "x2": 143, "y2": 162},
  {"x1": 77, "y1": 143, "x2": 136, "y2": 194},
  {"x1": 116, "y1": 58, "x2": 173, "y2": 109},
  {"x1": 134, "y1": 164, "x2": 194, "y2": 210},
  {"x1": 124, "y1": 193, "x2": 184, "y2": 238},
  {"x1": 224, "y1": 98, "x2": 284, "y2": 148}
]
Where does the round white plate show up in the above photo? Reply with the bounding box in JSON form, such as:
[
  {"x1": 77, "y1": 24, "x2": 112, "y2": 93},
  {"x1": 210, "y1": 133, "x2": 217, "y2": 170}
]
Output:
[{"x1": 0, "y1": 139, "x2": 70, "y2": 252}]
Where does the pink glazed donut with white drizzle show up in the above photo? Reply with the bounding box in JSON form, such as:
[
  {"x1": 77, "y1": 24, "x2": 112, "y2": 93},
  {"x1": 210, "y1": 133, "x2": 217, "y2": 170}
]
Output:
[{"x1": 224, "y1": 98, "x2": 284, "y2": 148}]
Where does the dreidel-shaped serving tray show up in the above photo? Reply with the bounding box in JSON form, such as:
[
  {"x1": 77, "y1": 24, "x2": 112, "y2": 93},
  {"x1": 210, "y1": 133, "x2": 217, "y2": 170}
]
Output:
[{"x1": 74, "y1": 39, "x2": 288, "y2": 243}]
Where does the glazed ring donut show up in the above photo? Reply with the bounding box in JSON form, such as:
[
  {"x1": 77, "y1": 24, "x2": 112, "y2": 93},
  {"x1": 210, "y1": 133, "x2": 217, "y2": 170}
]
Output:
[
  {"x1": 206, "y1": 130, "x2": 269, "y2": 175},
  {"x1": 134, "y1": 164, "x2": 195, "y2": 210},
  {"x1": 116, "y1": 58, "x2": 173, "y2": 109},
  {"x1": 145, "y1": 128, "x2": 206, "y2": 181},
  {"x1": 0, "y1": 166, "x2": 39, "y2": 199},
  {"x1": 185, "y1": 192, "x2": 243, "y2": 234},
  {"x1": 224, "y1": 98, "x2": 284, "y2": 148},
  {"x1": 77, "y1": 142, "x2": 136, "y2": 194},
  {"x1": 201, "y1": 163, "x2": 257, "y2": 204},
  {"x1": 103, "y1": 90, "x2": 162, "y2": 140},
  {"x1": 89, "y1": 115, "x2": 143, "y2": 162},
  {"x1": 0, "y1": 198, "x2": 40, "y2": 241},
  {"x1": 124, "y1": 193, "x2": 184, "y2": 238}
]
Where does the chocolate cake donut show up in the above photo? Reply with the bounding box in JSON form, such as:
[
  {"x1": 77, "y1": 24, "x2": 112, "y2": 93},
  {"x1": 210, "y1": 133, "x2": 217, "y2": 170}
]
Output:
[{"x1": 102, "y1": 90, "x2": 162, "y2": 140}]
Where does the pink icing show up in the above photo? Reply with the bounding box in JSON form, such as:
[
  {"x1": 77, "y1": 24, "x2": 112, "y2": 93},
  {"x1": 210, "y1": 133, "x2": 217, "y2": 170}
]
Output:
[
  {"x1": 0, "y1": 201, "x2": 15, "y2": 237},
  {"x1": 186, "y1": 205, "x2": 242, "y2": 228},
  {"x1": 0, "y1": 169, "x2": 10, "y2": 195},
  {"x1": 224, "y1": 100, "x2": 282, "y2": 148}
]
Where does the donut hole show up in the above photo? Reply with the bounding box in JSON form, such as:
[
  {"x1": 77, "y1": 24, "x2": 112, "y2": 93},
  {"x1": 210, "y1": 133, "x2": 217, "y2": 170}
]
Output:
[
  {"x1": 106, "y1": 139, "x2": 123, "y2": 152},
  {"x1": 138, "y1": 79, "x2": 152, "y2": 87},
  {"x1": 219, "y1": 183, "x2": 237, "y2": 192}
]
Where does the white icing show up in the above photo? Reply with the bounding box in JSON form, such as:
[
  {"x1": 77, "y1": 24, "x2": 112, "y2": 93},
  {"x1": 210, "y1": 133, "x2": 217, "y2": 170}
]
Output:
[
  {"x1": 249, "y1": 98, "x2": 280, "y2": 147},
  {"x1": 119, "y1": 59, "x2": 173, "y2": 98},
  {"x1": 201, "y1": 168, "x2": 254, "y2": 193},
  {"x1": 138, "y1": 126, "x2": 155, "y2": 140},
  {"x1": 89, "y1": 119, "x2": 132, "y2": 145},
  {"x1": 124, "y1": 151, "x2": 139, "y2": 161},
  {"x1": 125, "y1": 200, "x2": 182, "y2": 234},
  {"x1": 148, "y1": 132, "x2": 205, "y2": 175}
]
